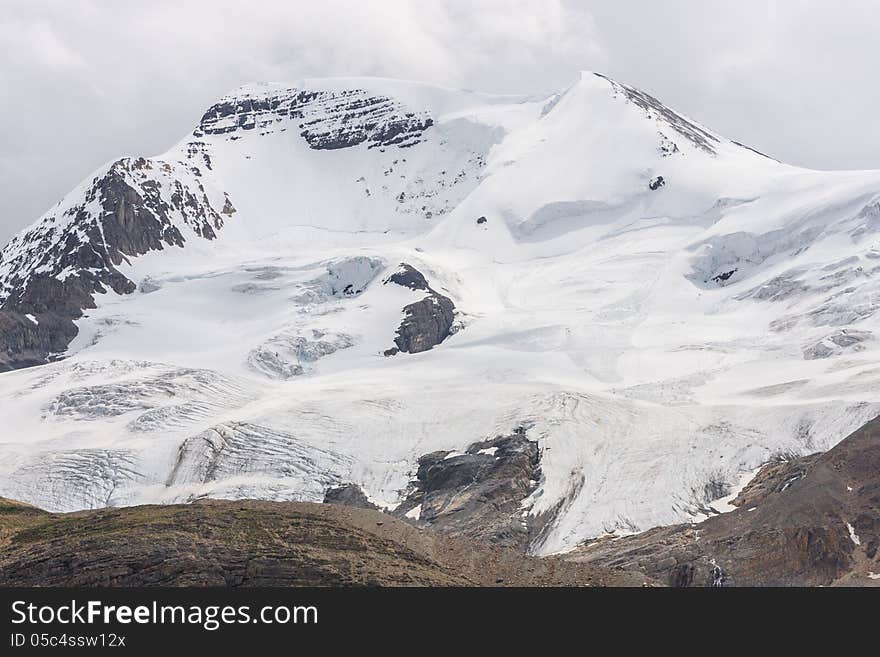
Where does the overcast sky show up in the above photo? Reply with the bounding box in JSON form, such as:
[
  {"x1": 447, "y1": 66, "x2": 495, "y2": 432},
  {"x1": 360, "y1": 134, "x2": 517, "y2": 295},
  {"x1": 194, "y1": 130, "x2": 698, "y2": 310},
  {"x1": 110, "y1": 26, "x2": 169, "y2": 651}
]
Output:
[{"x1": 2, "y1": 0, "x2": 879, "y2": 243}]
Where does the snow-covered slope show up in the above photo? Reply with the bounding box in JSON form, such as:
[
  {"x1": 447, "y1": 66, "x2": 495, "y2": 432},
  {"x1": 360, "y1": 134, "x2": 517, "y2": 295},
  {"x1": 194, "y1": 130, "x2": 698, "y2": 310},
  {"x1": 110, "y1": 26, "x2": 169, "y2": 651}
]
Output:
[{"x1": 2, "y1": 72, "x2": 880, "y2": 554}]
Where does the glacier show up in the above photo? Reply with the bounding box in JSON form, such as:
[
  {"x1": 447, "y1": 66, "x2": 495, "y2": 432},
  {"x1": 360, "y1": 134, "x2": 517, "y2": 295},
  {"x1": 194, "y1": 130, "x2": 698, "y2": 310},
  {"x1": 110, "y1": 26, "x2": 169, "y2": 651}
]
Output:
[{"x1": 1, "y1": 72, "x2": 880, "y2": 554}]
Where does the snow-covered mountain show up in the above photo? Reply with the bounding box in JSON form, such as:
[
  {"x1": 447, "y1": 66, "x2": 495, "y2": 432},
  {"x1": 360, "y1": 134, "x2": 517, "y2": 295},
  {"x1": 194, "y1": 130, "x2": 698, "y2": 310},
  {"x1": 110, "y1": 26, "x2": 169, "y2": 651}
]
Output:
[{"x1": 2, "y1": 72, "x2": 879, "y2": 555}]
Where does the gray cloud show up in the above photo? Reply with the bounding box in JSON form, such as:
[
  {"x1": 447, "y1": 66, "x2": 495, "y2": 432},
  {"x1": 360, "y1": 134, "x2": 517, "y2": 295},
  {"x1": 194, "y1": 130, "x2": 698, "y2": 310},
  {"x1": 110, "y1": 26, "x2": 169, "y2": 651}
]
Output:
[{"x1": 2, "y1": 0, "x2": 879, "y2": 242}]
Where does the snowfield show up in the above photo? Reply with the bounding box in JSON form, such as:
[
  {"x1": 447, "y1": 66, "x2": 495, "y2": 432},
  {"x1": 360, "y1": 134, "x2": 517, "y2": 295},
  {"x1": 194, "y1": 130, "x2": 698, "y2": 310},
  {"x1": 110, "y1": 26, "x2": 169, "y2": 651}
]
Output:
[{"x1": 2, "y1": 72, "x2": 880, "y2": 554}]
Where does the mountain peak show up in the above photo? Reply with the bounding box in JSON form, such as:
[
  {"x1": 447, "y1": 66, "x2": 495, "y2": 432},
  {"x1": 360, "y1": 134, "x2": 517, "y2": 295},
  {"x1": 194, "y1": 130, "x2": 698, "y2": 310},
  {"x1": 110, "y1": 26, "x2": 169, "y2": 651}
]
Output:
[
  {"x1": 194, "y1": 79, "x2": 435, "y2": 150},
  {"x1": 3, "y1": 73, "x2": 880, "y2": 559},
  {"x1": 556, "y1": 70, "x2": 724, "y2": 157}
]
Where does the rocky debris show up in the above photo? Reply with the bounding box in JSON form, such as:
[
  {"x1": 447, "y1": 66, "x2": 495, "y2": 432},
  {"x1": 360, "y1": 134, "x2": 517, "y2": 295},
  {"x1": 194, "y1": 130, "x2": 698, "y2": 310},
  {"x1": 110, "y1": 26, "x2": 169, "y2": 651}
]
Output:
[
  {"x1": 648, "y1": 175, "x2": 666, "y2": 191},
  {"x1": 0, "y1": 158, "x2": 233, "y2": 372},
  {"x1": 658, "y1": 132, "x2": 681, "y2": 156},
  {"x1": 197, "y1": 87, "x2": 434, "y2": 151},
  {"x1": 0, "y1": 498, "x2": 653, "y2": 587},
  {"x1": 394, "y1": 428, "x2": 550, "y2": 552},
  {"x1": 383, "y1": 263, "x2": 455, "y2": 355},
  {"x1": 567, "y1": 415, "x2": 880, "y2": 586},
  {"x1": 323, "y1": 484, "x2": 378, "y2": 510},
  {"x1": 476, "y1": 216, "x2": 487, "y2": 225}
]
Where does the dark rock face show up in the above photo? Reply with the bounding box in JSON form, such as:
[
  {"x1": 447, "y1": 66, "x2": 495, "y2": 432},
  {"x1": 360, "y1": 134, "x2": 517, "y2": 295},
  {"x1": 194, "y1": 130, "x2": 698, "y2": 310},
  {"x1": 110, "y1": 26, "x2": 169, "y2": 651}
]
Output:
[
  {"x1": 670, "y1": 563, "x2": 696, "y2": 587},
  {"x1": 729, "y1": 452, "x2": 823, "y2": 509},
  {"x1": 395, "y1": 429, "x2": 549, "y2": 552},
  {"x1": 712, "y1": 268, "x2": 737, "y2": 284},
  {"x1": 385, "y1": 263, "x2": 431, "y2": 292},
  {"x1": 569, "y1": 416, "x2": 880, "y2": 587},
  {"x1": 197, "y1": 88, "x2": 433, "y2": 151},
  {"x1": 0, "y1": 312, "x2": 77, "y2": 372},
  {"x1": 383, "y1": 263, "x2": 455, "y2": 355},
  {"x1": 649, "y1": 175, "x2": 666, "y2": 191},
  {"x1": 323, "y1": 484, "x2": 378, "y2": 510},
  {"x1": 0, "y1": 158, "x2": 233, "y2": 371}
]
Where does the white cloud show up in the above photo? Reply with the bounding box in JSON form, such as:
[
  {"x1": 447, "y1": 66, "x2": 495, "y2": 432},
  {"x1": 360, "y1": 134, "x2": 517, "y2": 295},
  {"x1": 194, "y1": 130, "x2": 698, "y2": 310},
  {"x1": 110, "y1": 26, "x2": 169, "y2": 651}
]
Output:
[
  {"x1": 1, "y1": 1, "x2": 879, "y2": 242},
  {"x1": 0, "y1": 19, "x2": 86, "y2": 72}
]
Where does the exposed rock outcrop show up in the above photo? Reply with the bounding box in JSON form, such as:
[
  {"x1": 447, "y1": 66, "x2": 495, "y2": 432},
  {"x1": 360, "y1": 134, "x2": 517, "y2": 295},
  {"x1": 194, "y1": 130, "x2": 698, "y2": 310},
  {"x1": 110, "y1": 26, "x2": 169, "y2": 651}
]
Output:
[
  {"x1": 383, "y1": 263, "x2": 455, "y2": 355},
  {"x1": 395, "y1": 428, "x2": 549, "y2": 551},
  {"x1": 649, "y1": 175, "x2": 666, "y2": 190},
  {"x1": 323, "y1": 484, "x2": 378, "y2": 510},
  {"x1": 197, "y1": 87, "x2": 434, "y2": 150},
  {"x1": 0, "y1": 310, "x2": 77, "y2": 371},
  {"x1": 0, "y1": 158, "x2": 233, "y2": 371},
  {"x1": 729, "y1": 452, "x2": 823, "y2": 509}
]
